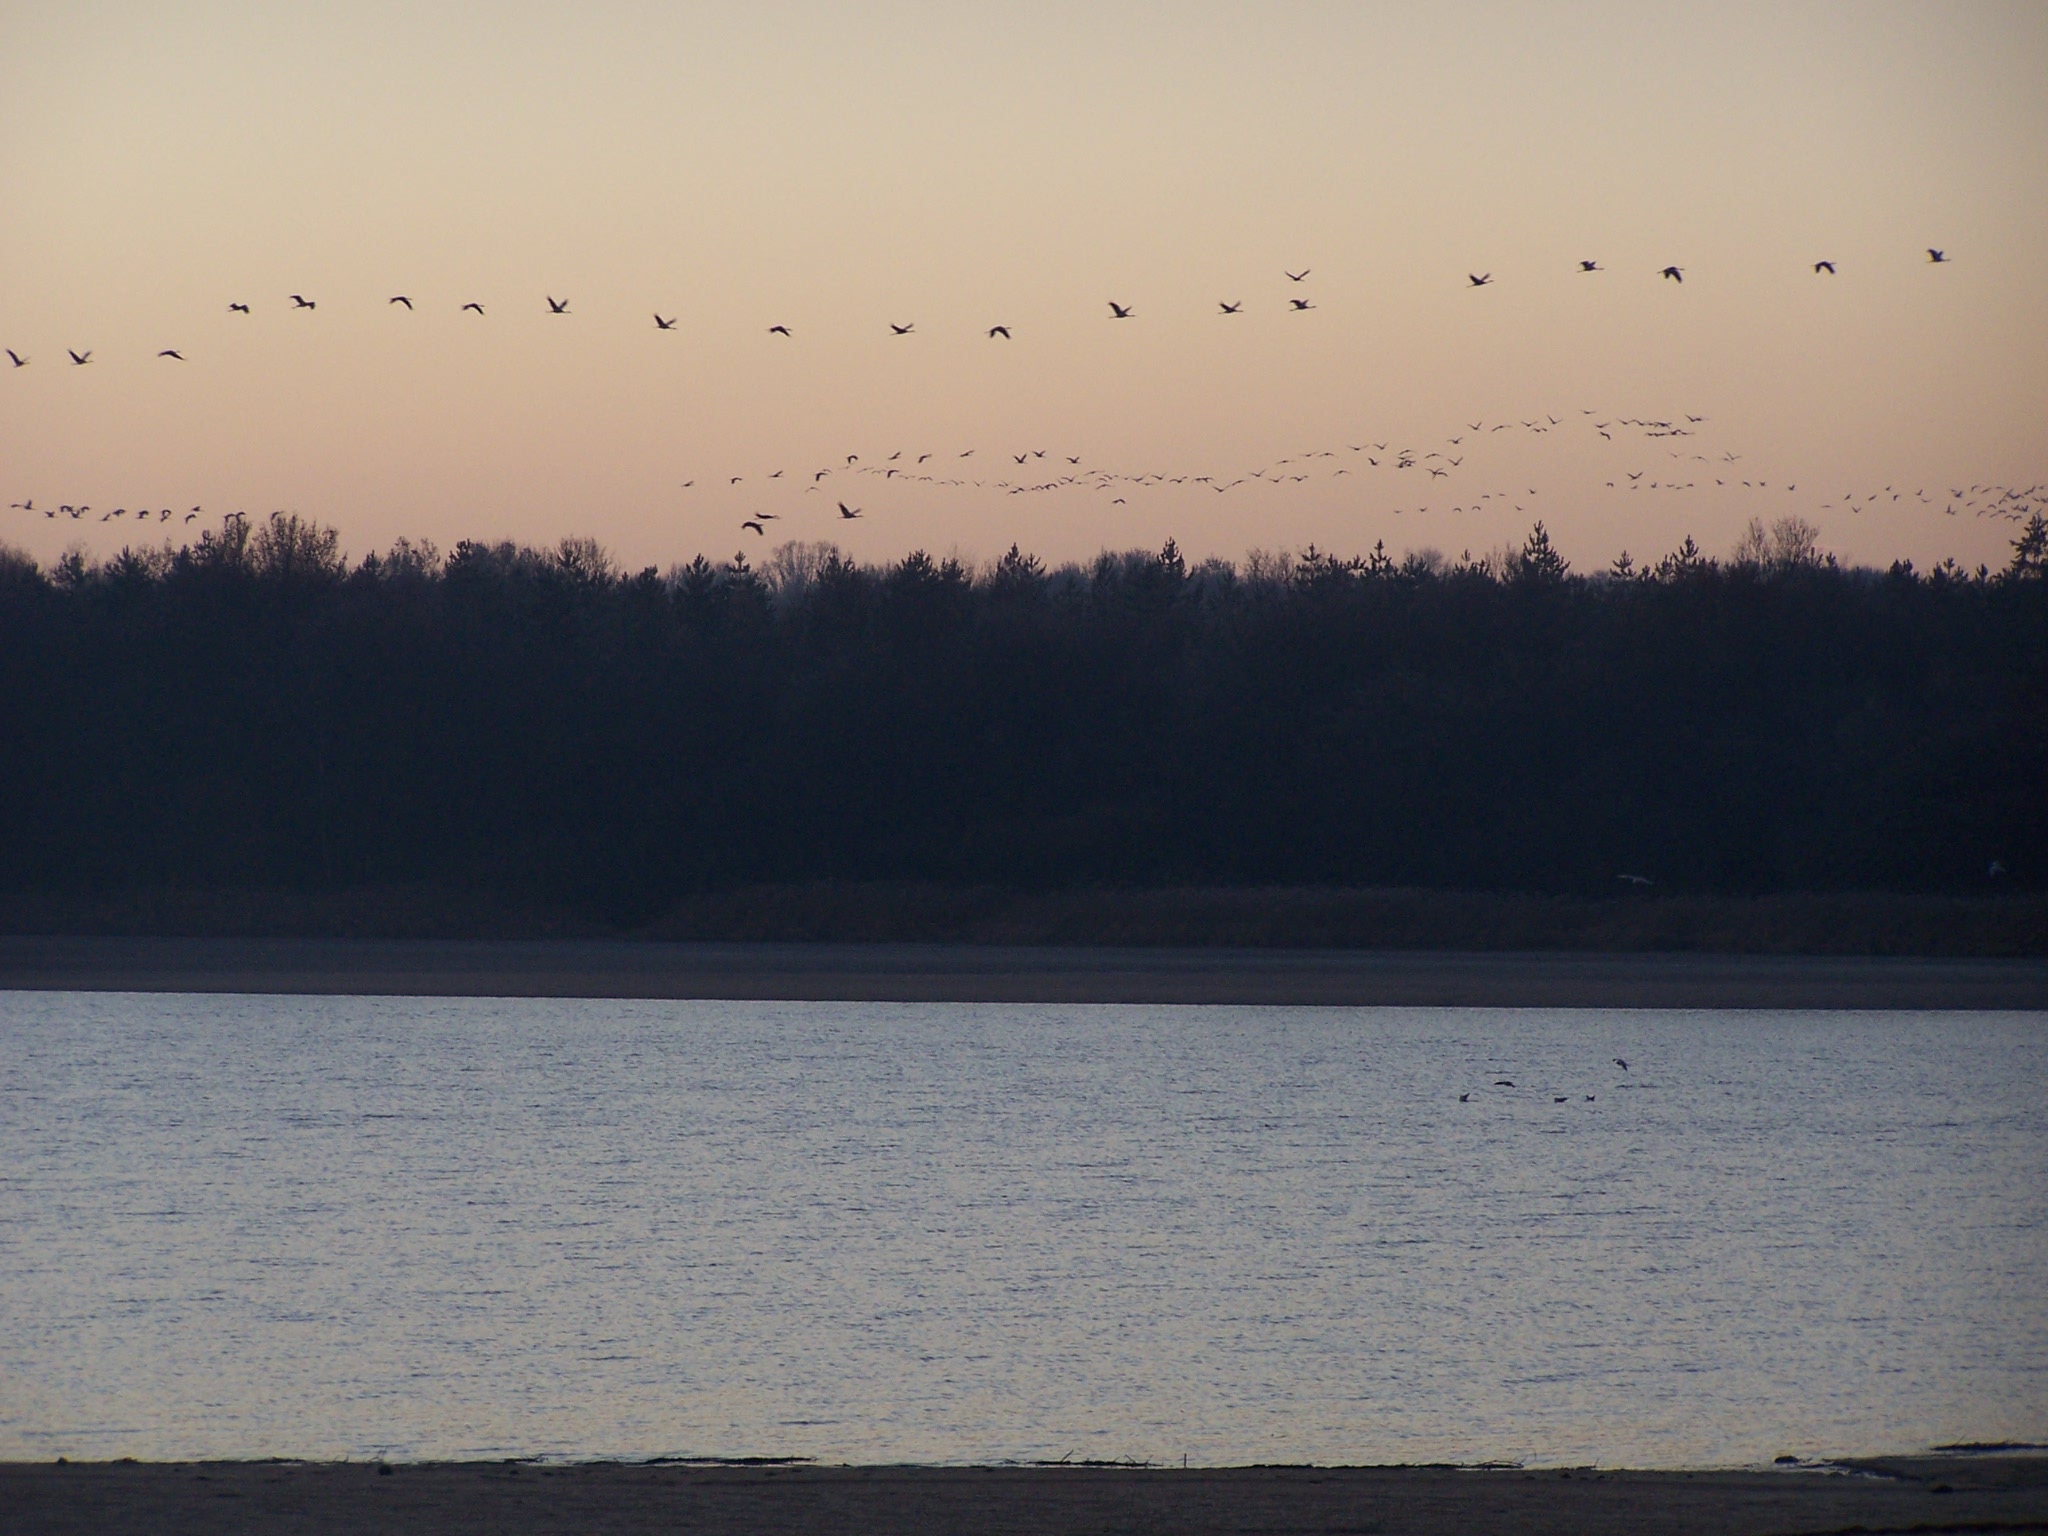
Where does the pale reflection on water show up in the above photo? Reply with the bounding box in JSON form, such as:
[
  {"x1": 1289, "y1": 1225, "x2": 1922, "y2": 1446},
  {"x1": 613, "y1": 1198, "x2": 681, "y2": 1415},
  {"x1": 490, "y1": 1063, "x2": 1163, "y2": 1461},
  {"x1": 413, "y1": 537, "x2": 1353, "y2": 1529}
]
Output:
[{"x1": 0, "y1": 994, "x2": 2042, "y2": 1465}]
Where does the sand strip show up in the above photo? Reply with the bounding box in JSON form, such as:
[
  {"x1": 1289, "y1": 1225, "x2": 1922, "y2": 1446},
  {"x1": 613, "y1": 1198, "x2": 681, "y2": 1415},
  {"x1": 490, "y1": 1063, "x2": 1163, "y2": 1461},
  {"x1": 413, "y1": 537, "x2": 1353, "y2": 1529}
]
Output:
[
  {"x1": 3, "y1": 935, "x2": 2047, "y2": 1007},
  {"x1": 5, "y1": 1457, "x2": 2045, "y2": 1536}
]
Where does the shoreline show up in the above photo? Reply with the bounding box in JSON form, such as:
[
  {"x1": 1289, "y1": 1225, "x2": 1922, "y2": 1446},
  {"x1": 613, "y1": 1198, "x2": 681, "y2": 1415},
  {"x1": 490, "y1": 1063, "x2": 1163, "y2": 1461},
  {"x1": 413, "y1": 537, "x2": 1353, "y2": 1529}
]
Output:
[
  {"x1": 6, "y1": 1455, "x2": 2044, "y2": 1535},
  {"x1": 4, "y1": 935, "x2": 2046, "y2": 1007}
]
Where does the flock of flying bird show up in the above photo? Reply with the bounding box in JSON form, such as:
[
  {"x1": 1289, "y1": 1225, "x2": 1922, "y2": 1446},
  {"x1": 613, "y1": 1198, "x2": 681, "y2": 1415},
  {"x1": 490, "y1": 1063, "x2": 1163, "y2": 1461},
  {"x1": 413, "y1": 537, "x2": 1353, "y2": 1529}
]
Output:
[
  {"x1": 0, "y1": 248, "x2": 1963, "y2": 371},
  {"x1": 9, "y1": 245, "x2": 2039, "y2": 547}
]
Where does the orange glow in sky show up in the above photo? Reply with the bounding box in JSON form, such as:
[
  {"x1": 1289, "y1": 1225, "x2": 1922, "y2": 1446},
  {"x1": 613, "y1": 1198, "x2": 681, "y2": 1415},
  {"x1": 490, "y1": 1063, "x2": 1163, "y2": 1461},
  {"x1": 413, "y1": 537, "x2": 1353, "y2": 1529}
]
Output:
[{"x1": 3, "y1": 1, "x2": 2044, "y2": 571}]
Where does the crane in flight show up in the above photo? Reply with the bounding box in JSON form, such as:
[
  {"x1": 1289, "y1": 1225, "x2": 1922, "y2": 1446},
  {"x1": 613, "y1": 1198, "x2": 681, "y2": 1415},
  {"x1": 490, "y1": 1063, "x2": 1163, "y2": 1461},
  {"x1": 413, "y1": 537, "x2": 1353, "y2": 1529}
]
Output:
[
  {"x1": 228, "y1": 302, "x2": 251, "y2": 314},
  {"x1": 1218, "y1": 301, "x2": 1242, "y2": 314},
  {"x1": 462, "y1": 303, "x2": 485, "y2": 314},
  {"x1": 768, "y1": 324, "x2": 790, "y2": 336},
  {"x1": 1108, "y1": 301, "x2": 1133, "y2": 318},
  {"x1": 1660, "y1": 266, "x2": 1684, "y2": 282},
  {"x1": 838, "y1": 502, "x2": 862, "y2": 519},
  {"x1": 1289, "y1": 298, "x2": 1315, "y2": 311},
  {"x1": 987, "y1": 325, "x2": 1011, "y2": 339},
  {"x1": 1927, "y1": 248, "x2": 1949, "y2": 263},
  {"x1": 290, "y1": 295, "x2": 316, "y2": 309},
  {"x1": 654, "y1": 314, "x2": 677, "y2": 330},
  {"x1": 1813, "y1": 260, "x2": 1836, "y2": 274},
  {"x1": 546, "y1": 296, "x2": 569, "y2": 313},
  {"x1": 1284, "y1": 268, "x2": 1310, "y2": 282},
  {"x1": 157, "y1": 349, "x2": 184, "y2": 360},
  {"x1": 1578, "y1": 260, "x2": 1601, "y2": 272},
  {"x1": 889, "y1": 322, "x2": 914, "y2": 335},
  {"x1": 5, "y1": 350, "x2": 24, "y2": 367},
  {"x1": 68, "y1": 349, "x2": 91, "y2": 365},
  {"x1": 1468, "y1": 273, "x2": 1492, "y2": 287},
  {"x1": 389, "y1": 296, "x2": 412, "y2": 309}
]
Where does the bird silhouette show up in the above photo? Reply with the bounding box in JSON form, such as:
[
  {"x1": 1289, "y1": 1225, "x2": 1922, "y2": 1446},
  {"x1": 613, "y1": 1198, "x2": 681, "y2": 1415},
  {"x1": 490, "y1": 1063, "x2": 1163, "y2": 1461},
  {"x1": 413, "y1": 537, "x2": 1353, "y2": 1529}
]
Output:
[
  {"x1": 1660, "y1": 266, "x2": 1684, "y2": 282},
  {"x1": 1579, "y1": 260, "x2": 1601, "y2": 272},
  {"x1": 1108, "y1": 302, "x2": 1133, "y2": 318},
  {"x1": 1927, "y1": 248, "x2": 1948, "y2": 263},
  {"x1": 1468, "y1": 273, "x2": 1492, "y2": 287},
  {"x1": 1289, "y1": 298, "x2": 1315, "y2": 311},
  {"x1": 1814, "y1": 260, "x2": 1836, "y2": 274},
  {"x1": 988, "y1": 325, "x2": 1011, "y2": 339},
  {"x1": 768, "y1": 324, "x2": 791, "y2": 336},
  {"x1": 389, "y1": 296, "x2": 412, "y2": 309},
  {"x1": 1614, "y1": 1059, "x2": 1629, "y2": 1071},
  {"x1": 890, "y1": 322, "x2": 914, "y2": 335},
  {"x1": 740, "y1": 520, "x2": 764, "y2": 535},
  {"x1": 546, "y1": 296, "x2": 569, "y2": 313},
  {"x1": 67, "y1": 350, "x2": 91, "y2": 365},
  {"x1": 1494, "y1": 1079, "x2": 1515, "y2": 1087},
  {"x1": 838, "y1": 502, "x2": 861, "y2": 519},
  {"x1": 5, "y1": 350, "x2": 25, "y2": 367},
  {"x1": 654, "y1": 314, "x2": 677, "y2": 330},
  {"x1": 157, "y1": 349, "x2": 184, "y2": 360},
  {"x1": 1285, "y1": 269, "x2": 1310, "y2": 282},
  {"x1": 228, "y1": 302, "x2": 250, "y2": 314},
  {"x1": 462, "y1": 302, "x2": 485, "y2": 314},
  {"x1": 290, "y1": 295, "x2": 315, "y2": 309},
  {"x1": 1218, "y1": 301, "x2": 1242, "y2": 314}
]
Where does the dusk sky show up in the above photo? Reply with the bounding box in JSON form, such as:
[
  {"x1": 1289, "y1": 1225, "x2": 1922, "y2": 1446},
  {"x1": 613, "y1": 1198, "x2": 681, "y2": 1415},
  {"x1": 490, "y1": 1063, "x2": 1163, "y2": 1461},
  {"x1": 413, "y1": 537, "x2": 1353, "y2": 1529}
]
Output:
[{"x1": 3, "y1": 0, "x2": 2043, "y2": 572}]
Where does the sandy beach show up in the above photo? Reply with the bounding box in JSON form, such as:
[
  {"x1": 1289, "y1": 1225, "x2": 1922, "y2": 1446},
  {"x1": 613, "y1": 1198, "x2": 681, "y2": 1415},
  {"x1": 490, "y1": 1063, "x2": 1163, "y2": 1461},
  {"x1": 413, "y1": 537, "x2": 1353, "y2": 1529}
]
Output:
[
  {"x1": 6, "y1": 1455, "x2": 2045, "y2": 1535},
  {"x1": 3, "y1": 934, "x2": 2045, "y2": 1007}
]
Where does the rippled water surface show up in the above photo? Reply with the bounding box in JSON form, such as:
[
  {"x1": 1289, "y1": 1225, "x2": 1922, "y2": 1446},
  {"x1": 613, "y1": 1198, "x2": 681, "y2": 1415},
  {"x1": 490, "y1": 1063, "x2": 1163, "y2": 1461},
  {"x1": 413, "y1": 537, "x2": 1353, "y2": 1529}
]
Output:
[{"x1": 2, "y1": 993, "x2": 2043, "y2": 1465}]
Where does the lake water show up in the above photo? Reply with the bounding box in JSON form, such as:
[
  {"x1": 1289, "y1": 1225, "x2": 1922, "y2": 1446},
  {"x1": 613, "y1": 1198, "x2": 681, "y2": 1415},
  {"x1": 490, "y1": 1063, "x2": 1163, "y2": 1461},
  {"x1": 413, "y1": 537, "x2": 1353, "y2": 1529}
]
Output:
[{"x1": 1, "y1": 993, "x2": 2042, "y2": 1466}]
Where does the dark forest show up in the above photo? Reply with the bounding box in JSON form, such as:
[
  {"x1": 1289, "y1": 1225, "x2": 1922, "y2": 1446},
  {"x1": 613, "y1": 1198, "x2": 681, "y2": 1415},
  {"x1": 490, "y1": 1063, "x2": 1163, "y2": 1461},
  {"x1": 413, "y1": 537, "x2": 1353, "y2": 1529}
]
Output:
[{"x1": 2, "y1": 514, "x2": 2043, "y2": 930}]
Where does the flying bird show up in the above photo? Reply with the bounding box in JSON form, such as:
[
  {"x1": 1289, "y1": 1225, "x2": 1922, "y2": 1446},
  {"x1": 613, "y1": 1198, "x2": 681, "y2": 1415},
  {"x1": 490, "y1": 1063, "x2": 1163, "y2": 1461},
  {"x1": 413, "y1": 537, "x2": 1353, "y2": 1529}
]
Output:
[
  {"x1": 389, "y1": 296, "x2": 412, "y2": 309},
  {"x1": 1468, "y1": 273, "x2": 1492, "y2": 287},
  {"x1": 68, "y1": 350, "x2": 91, "y2": 365},
  {"x1": 546, "y1": 296, "x2": 569, "y2": 313},
  {"x1": 1108, "y1": 302, "x2": 1133, "y2": 318},
  {"x1": 740, "y1": 520, "x2": 764, "y2": 535},
  {"x1": 5, "y1": 350, "x2": 24, "y2": 367},
  {"x1": 1578, "y1": 260, "x2": 1601, "y2": 272},
  {"x1": 768, "y1": 325, "x2": 791, "y2": 336},
  {"x1": 1288, "y1": 298, "x2": 1315, "y2": 311},
  {"x1": 1927, "y1": 248, "x2": 1948, "y2": 263},
  {"x1": 1218, "y1": 301, "x2": 1242, "y2": 314},
  {"x1": 157, "y1": 350, "x2": 184, "y2": 360},
  {"x1": 654, "y1": 314, "x2": 676, "y2": 330},
  {"x1": 1660, "y1": 266, "x2": 1684, "y2": 282},
  {"x1": 1813, "y1": 260, "x2": 1836, "y2": 274},
  {"x1": 1614, "y1": 1058, "x2": 1629, "y2": 1071},
  {"x1": 988, "y1": 325, "x2": 1011, "y2": 339},
  {"x1": 290, "y1": 295, "x2": 315, "y2": 309},
  {"x1": 1285, "y1": 269, "x2": 1310, "y2": 282},
  {"x1": 228, "y1": 303, "x2": 250, "y2": 314},
  {"x1": 462, "y1": 302, "x2": 485, "y2": 314},
  {"x1": 838, "y1": 502, "x2": 861, "y2": 519},
  {"x1": 890, "y1": 322, "x2": 914, "y2": 335}
]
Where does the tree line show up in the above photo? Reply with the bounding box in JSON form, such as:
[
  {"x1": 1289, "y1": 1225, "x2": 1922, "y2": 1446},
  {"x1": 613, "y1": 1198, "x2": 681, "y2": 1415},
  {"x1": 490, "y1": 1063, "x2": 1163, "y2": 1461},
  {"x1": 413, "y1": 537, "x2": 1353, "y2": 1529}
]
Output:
[{"x1": 2, "y1": 513, "x2": 2042, "y2": 918}]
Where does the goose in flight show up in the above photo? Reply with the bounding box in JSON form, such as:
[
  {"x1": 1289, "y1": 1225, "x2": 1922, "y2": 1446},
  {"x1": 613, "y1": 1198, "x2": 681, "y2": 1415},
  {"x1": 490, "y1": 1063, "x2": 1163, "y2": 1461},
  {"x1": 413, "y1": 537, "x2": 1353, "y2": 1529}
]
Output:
[
  {"x1": 1578, "y1": 260, "x2": 1601, "y2": 272},
  {"x1": 68, "y1": 349, "x2": 91, "y2": 365},
  {"x1": 1285, "y1": 268, "x2": 1310, "y2": 282},
  {"x1": 1927, "y1": 248, "x2": 1948, "y2": 263},
  {"x1": 1660, "y1": 266, "x2": 1684, "y2": 282},
  {"x1": 1288, "y1": 298, "x2": 1315, "y2": 311},
  {"x1": 228, "y1": 302, "x2": 251, "y2": 313},
  {"x1": 1218, "y1": 301, "x2": 1242, "y2": 314},
  {"x1": 654, "y1": 314, "x2": 677, "y2": 330},
  {"x1": 838, "y1": 502, "x2": 862, "y2": 519},
  {"x1": 389, "y1": 296, "x2": 412, "y2": 309},
  {"x1": 1813, "y1": 260, "x2": 1836, "y2": 274},
  {"x1": 290, "y1": 295, "x2": 316, "y2": 309},
  {"x1": 5, "y1": 350, "x2": 24, "y2": 367},
  {"x1": 768, "y1": 324, "x2": 791, "y2": 336},
  {"x1": 157, "y1": 349, "x2": 184, "y2": 360},
  {"x1": 890, "y1": 322, "x2": 914, "y2": 335},
  {"x1": 462, "y1": 302, "x2": 485, "y2": 314},
  {"x1": 1468, "y1": 273, "x2": 1492, "y2": 287},
  {"x1": 988, "y1": 325, "x2": 1011, "y2": 339},
  {"x1": 546, "y1": 296, "x2": 569, "y2": 313},
  {"x1": 1108, "y1": 301, "x2": 1133, "y2": 318}
]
